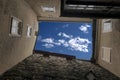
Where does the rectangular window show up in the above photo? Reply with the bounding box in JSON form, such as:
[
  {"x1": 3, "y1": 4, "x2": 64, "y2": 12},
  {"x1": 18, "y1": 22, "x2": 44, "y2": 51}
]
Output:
[
  {"x1": 10, "y1": 16, "x2": 22, "y2": 36},
  {"x1": 102, "y1": 47, "x2": 112, "y2": 63},
  {"x1": 27, "y1": 25, "x2": 32, "y2": 37},
  {"x1": 102, "y1": 19, "x2": 112, "y2": 33}
]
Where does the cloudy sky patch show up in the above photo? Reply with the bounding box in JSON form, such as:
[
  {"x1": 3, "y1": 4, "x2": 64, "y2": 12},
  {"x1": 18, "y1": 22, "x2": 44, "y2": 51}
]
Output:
[
  {"x1": 42, "y1": 43, "x2": 54, "y2": 48},
  {"x1": 68, "y1": 37, "x2": 91, "y2": 52},
  {"x1": 62, "y1": 24, "x2": 69, "y2": 28},
  {"x1": 35, "y1": 21, "x2": 92, "y2": 60},
  {"x1": 58, "y1": 32, "x2": 73, "y2": 39},
  {"x1": 79, "y1": 24, "x2": 91, "y2": 33},
  {"x1": 41, "y1": 38, "x2": 54, "y2": 44},
  {"x1": 41, "y1": 34, "x2": 91, "y2": 53}
]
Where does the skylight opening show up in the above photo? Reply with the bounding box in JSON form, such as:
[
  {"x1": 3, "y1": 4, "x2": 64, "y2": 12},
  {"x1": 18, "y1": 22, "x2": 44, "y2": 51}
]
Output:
[{"x1": 35, "y1": 21, "x2": 93, "y2": 60}]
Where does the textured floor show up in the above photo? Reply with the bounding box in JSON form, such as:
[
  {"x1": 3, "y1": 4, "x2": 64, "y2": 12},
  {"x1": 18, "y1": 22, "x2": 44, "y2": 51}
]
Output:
[{"x1": 0, "y1": 54, "x2": 120, "y2": 80}]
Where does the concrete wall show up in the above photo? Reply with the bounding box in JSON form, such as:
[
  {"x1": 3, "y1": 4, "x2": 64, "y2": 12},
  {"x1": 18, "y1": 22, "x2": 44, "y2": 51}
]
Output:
[
  {"x1": 97, "y1": 19, "x2": 120, "y2": 77},
  {"x1": 38, "y1": 17, "x2": 93, "y2": 22},
  {"x1": 25, "y1": 0, "x2": 61, "y2": 17},
  {"x1": 0, "y1": 0, "x2": 38, "y2": 74}
]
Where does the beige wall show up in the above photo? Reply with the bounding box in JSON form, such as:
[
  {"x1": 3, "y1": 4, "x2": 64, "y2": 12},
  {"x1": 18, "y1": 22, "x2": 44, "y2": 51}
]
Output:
[
  {"x1": 97, "y1": 19, "x2": 120, "y2": 77},
  {"x1": 25, "y1": 0, "x2": 61, "y2": 17},
  {"x1": 38, "y1": 17, "x2": 93, "y2": 22},
  {"x1": 0, "y1": 0, "x2": 38, "y2": 74}
]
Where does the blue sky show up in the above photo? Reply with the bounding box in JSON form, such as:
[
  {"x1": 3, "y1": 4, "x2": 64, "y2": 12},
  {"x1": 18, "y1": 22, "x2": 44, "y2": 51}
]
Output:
[{"x1": 35, "y1": 21, "x2": 93, "y2": 60}]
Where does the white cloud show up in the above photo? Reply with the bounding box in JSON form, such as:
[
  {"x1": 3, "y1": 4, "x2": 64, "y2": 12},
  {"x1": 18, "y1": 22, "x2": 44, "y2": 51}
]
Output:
[
  {"x1": 58, "y1": 39, "x2": 65, "y2": 44},
  {"x1": 41, "y1": 33, "x2": 91, "y2": 53},
  {"x1": 58, "y1": 39, "x2": 69, "y2": 47},
  {"x1": 63, "y1": 42, "x2": 69, "y2": 47},
  {"x1": 57, "y1": 36, "x2": 91, "y2": 53},
  {"x1": 41, "y1": 38, "x2": 61, "y2": 47},
  {"x1": 79, "y1": 25, "x2": 88, "y2": 33},
  {"x1": 58, "y1": 32, "x2": 73, "y2": 39},
  {"x1": 54, "y1": 42, "x2": 61, "y2": 46},
  {"x1": 58, "y1": 32, "x2": 62, "y2": 36},
  {"x1": 62, "y1": 33, "x2": 72, "y2": 38},
  {"x1": 86, "y1": 24, "x2": 91, "y2": 27},
  {"x1": 79, "y1": 24, "x2": 91, "y2": 33},
  {"x1": 41, "y1": 38, "x2": 54, "y2": 43},
  {"x1": 42, "y1": 44, "x2": 54, "y2": 48},
  {"x1": 62, "y1": 24, "x2": 69, "y2": 28},
  {"x1": 68, "y1": 37, "x2": 91, "y2": 52}
]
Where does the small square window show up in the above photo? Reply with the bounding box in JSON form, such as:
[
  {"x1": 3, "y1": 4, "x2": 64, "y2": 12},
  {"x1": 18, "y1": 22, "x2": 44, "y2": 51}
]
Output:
[
  {"x1": 27, "y1": 25, "x2": 32, "y2": 37},
  {"x1": 10, "y1": 16, "x2": 22, "y2": 37},
  {"x1": 102, "y1": 19, "x2": 112, "y2": 33},
  {"x1": 102, "y1": 47, "x2": 112, "y2": 63}
]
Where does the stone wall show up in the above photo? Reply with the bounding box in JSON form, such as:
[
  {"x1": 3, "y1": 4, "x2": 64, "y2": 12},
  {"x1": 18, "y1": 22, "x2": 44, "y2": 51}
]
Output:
[{"x1": 0, "y1": 54, "x2": 119, "y2": 80}]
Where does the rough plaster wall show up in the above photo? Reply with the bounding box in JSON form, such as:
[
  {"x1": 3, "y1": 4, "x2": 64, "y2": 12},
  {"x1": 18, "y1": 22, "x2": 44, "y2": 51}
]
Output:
[
  {"x1": 98, "y1": 19, "x2": 120, "y2": 77},
  {"x1": 25, "y1": 0, "x2": 61, "y2": 17},
  {"x1": 0, "y1": 0, "x2": 38, "y2": 75}
]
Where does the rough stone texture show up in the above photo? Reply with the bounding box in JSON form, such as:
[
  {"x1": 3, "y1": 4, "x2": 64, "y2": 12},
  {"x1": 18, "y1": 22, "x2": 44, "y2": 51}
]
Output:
[{"x1": 0, "y1": 54, "x2": 119, "y2": 80}]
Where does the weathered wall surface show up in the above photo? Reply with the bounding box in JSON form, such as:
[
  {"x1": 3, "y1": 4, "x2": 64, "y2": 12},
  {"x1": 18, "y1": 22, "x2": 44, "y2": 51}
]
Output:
[
  {"x1": 0, "y1": 0, "x2": 38, "y2": 74},
  {"x1": 0, "y1": 54, "x2": 119, "y2": 80},
  {"x1": 97, "y1": 19, "x2": 120, "y2": 77},
  {"x1": 38, "y1": 17, "x2": 93, "y2": 22},
  {"x1": 25, "y1": 0, "x2": 61, "y2": 17}
]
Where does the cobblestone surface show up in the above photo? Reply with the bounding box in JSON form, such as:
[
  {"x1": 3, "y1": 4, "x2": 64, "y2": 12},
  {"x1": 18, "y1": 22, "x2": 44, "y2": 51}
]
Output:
[{"x1": 0, "y1": 54, "x2": 120, "y2": 80}]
